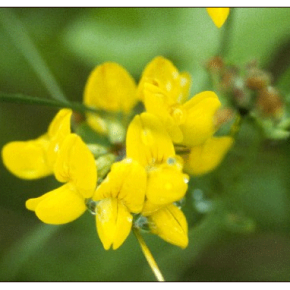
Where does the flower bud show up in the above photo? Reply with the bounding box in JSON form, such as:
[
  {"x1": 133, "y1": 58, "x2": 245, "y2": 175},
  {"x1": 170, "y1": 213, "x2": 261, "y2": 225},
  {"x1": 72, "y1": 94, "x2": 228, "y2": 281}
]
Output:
[
  {"x1": 256, "y1": 86, "x2": 284, "y2": 118},
  {"x1": 246, "y1": 68, "x2": 271, "y2": 91},
  {"x1": 206, "y1": 56, "x2": 224, "y2": 73}
]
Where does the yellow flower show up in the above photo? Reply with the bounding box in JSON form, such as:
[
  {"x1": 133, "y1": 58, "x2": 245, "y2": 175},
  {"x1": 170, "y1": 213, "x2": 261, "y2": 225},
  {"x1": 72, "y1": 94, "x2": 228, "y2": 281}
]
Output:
[
  {"x1": 146, "y1": 203, "x2": 188, "y2": 249},
  {"x1": 183, "y1": 136, "x2": 234, "y2": 176},
  {"x1": 2, "y1": 108, "x2": 72, "y2": 179},
  {"x1": 83, "y1": 62, "x2": 138, "y2": 141},
  {"x1": 26, "y1": 133, "x2": 97, "y2": 224},
  {"x1": 178, "y1": 91, "x2": 221, "y2": 147},
  {"x1": 93, "y1": 159, "x2": 147, "y2": 250},
  {"x1": 138, "y1": 57, "x2": 233, "y2": 178},
  {"x1": 137, "y1": 56, "x2": 191, "y2": 104},
  {"x1": 140, "y1": 60, "x2": 221, "y2": 146},
  {"x1": 126, "y1": 112, "x2": 189, "y2": 207},
  {"x1": 206, "y1": 8, "x2": 230, "y2": 28}
]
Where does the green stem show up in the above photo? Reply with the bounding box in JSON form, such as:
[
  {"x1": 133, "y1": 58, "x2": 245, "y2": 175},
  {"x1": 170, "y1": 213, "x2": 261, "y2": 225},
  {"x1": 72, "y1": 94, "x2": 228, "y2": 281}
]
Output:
[
  {"x1": 0, "y1": 8, "x2": 67, "y2": 103},
  {"x1": 133, "y1": 228, "x2": 165, "y2": 282},
  {"x1": 218, "y1": 8, "x2": 235, "y2": 57},
  {"x1": 0, "y1": 92, "x2": 106, "y2": 116}
]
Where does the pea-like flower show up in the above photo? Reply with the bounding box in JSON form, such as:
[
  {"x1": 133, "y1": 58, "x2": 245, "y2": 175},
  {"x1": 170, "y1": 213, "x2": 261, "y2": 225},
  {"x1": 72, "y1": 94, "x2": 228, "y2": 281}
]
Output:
[
  {"x1": 139, "y1": 56, "x2": 221, "y2": 147},
  {"x1": 206, "y1": 8, "x2": 230, "y2": 28},
  {"x1": 138, "y1": 57, "x2": 234, "y2": 176},
  {"x1": 137, "y1": 55, "x2": 191, "y2": 104},
  {"x1": 83, "y1": 62, "x2": 138, "y2": 142},
  {"x1": 26, "y1": 133, "x2": 97, "y2": 224},
  {"x1": 92, "y1": 158, "x2": 147, "y2": 250},
  {"x1": 2, "y1": 108, "x2": 72, "y2": 179}
]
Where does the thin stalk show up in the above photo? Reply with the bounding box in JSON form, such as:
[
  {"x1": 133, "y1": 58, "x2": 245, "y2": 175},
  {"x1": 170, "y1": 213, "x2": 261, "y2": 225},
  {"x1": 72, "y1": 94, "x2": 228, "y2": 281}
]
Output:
[
  {"x1": 0, "y1": 92, "x2": 109, "y2": 117},
  {"x1": 0, "y1": 8, "x2": 68, "y2": 103},
  {"x1": 218, "y1": 7, "x2": 235, "y2": 57},
  {"x1": 133, "y1": 228, "x2": 165, "y2": 282}
]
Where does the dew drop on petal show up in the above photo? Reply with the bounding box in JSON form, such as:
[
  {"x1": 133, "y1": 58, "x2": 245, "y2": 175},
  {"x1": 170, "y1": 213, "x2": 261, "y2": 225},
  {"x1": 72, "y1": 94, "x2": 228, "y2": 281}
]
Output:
[
  {"x1": 172, "y1": 71, "x2": 178, "y2": 79},
  {"x1": 166, "y1": 81, "x2": 172, "y2": 92},
  {"x1": 167, "y1": 157, "x2": 176, "y2": 165},
  {"x1": 133, "y1": 215, "x2": 151, "y2": 232},
  {"x1": 183, "y1": 174, "x2": 189, "y2": 184},
  {"x1": 86, "y1": 199, "x2": 98, "y2": 215}
]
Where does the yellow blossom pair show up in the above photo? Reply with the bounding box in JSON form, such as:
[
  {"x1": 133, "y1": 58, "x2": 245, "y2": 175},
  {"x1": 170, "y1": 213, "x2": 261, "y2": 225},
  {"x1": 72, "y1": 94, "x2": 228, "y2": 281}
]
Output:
[
  {"x1": 138, "y1": 56, "x2": 234, "y2": 176},
  {"x1": 126, "y1": 112, "x2": 189, "y2": 248},
  {"x1": 2, "y1": 108, "x2": 97, "y2": 224}
]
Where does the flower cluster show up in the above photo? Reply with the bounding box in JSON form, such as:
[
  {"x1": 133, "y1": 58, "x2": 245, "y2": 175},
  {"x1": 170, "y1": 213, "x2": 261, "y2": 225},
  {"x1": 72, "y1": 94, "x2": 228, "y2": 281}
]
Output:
[{"x1": 2, "y1": 56, "x2": 234, "y2": 250}]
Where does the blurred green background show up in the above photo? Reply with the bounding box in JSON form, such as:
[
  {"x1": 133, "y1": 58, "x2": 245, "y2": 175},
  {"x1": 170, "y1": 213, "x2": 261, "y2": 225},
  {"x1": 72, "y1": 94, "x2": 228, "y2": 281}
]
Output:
[{"x1": 0, "y1": 7, "x2": 290, "y2": 281}]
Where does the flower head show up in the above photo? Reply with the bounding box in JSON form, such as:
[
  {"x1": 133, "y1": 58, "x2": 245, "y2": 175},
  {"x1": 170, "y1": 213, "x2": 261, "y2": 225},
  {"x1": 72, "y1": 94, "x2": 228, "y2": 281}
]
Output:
[{"x1": 2, "y1": 109, "x2": 72, "y2": 179}]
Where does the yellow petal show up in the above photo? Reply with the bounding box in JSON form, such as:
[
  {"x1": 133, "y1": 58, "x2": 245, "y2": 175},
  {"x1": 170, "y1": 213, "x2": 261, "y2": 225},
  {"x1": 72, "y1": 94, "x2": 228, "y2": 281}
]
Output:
[
  {"x1": 179, "y1": 91, "x2": 221, "y2": 147},
  {"x1": 126, "y1": 113, "x2": 175, "y2": 167},
  {"x1": 93, "y1": 158, "x2": 147, "y2": 213},
  {"x1": 25, "y1": 183, "x2": 86, "y2": 225},
  {"x1": 178, "y1": 72, "x2": 192, "y2": 104},
  {"x1": 54, "y1": 134, "x2": 97, "y2": 198},
  {"x1": 46, "y1": 109, "x2": 72, "y2": 166},
  {"x1": 143, "y1": 81, "x2": 184, "y2": 143},
  {"x1": 141, "y1": 200, "x2": 165, "y2": 217},
  {"x1": 146, "y1": 164, "x2": 188, "y2": 205},
  {"x1": 2, "y1": 135, "x2": 52, "y2": 179},
  {"x1": 148, "y1": 204, "x2": 188, "y2": 249},
  {"x1": 47, "y1": 108, "x2": 72, "y2": 139},
  {"x1": 206, "y1": 8, "x2": 230, "y2": 28},
  {"x1": 84, "y1": 62, "x2": 137, "y2": 113},
  {"x1": 183, "y1": 136, "x2": 234, "y2": 176},
  {"x1": 137, "y1": 56, "x2": 191, "y2": 104},
  {"x1": 96, "y1": 198, "x2": 133, "y2": 250}
]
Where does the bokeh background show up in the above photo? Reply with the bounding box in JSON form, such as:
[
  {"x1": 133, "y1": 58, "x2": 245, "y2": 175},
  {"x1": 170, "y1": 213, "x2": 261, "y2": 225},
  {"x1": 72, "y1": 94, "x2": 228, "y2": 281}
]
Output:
[{"x1": 0, "y1": 7, "x2": 290, "y2": 281}]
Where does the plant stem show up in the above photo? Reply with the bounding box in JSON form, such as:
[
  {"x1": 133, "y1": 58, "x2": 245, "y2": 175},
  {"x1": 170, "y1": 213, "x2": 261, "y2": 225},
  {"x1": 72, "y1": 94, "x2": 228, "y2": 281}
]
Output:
[
  {"x1": 218, "y1": 8, "x2": 235, "y2": 57},
  {"x1": 133, "y1": 228, "x2": 165, "y2": 282},
  {"x1": 0, "y1": 8, "x2": 68, "y2": 103},
  {"x1": 0, "y1": 92, "x2": 108, "y2": 116}
]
